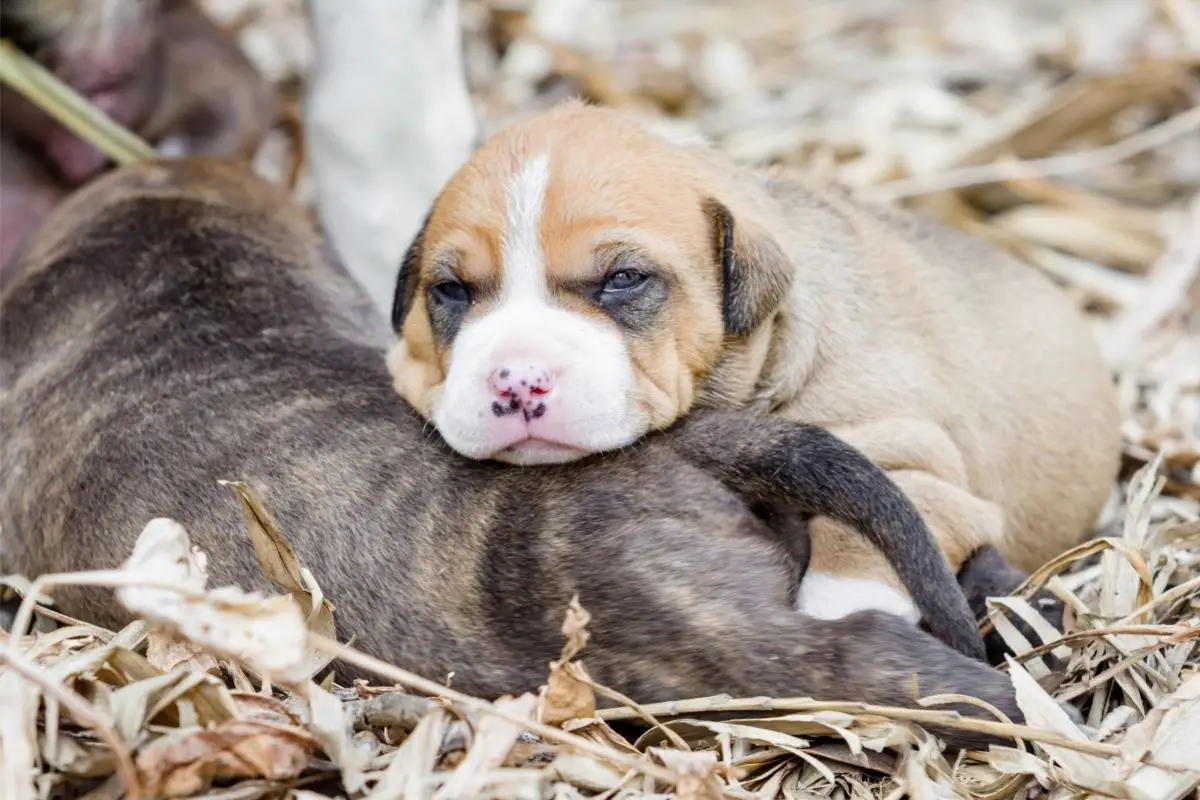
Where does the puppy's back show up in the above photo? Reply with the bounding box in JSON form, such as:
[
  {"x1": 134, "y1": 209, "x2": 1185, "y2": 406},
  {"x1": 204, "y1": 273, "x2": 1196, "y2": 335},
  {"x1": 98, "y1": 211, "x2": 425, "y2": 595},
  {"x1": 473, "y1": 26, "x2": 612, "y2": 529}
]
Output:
[{"x1": 758, "y1": 170, "x2": 1120, "y2": 569}]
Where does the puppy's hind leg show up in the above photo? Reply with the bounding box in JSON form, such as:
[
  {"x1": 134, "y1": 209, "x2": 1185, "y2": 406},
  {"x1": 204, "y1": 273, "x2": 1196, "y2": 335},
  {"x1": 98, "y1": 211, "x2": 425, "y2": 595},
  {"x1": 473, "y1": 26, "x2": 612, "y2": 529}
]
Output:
[
  {"x1": 303, "y1": 0, "x2": 478, "y2": 318},
  {"x1": 581, "y1": 510, "x2": 1020, "y2": 751}
]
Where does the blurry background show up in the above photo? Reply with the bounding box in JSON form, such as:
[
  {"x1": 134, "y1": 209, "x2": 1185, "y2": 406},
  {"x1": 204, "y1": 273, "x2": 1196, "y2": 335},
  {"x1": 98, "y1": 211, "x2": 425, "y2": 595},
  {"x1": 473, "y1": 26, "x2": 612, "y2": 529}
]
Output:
[{"x1": 215, "y1": 0, "x2": 1198, "y2": 519}]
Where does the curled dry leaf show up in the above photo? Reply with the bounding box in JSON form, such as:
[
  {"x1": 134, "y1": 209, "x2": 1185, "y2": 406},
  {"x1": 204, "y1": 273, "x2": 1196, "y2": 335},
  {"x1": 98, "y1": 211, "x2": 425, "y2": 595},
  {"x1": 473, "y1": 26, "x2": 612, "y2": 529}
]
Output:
[
  {"x1": 539, "y1": 596, "x2": 597, "y2": 726},
  {"x1": 221, "y1": 481, "x2": 337, "y2": 681},
  {"x1": 559, "y1": 595, "x2": 591, "y2": 662},
  {"x1": 145, "y1": 632, "x2": 220, "y2": 675},
  {"x1": 540, "y1": 661, "x2": 596, "y2": 728},
  {"x1": 134, "y1": 720, "x2": 318, "y2": 798},
  {"x1": 115, "y1": 518, "x2": 310, "y2": 684}
]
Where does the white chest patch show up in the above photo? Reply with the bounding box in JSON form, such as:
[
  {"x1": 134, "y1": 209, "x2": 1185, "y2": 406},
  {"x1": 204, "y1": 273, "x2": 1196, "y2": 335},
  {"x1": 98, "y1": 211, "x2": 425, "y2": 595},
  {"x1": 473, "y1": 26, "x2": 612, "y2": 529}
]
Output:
[{"x1": 501, "y1": 153, "x2": 552, "y2": 304}]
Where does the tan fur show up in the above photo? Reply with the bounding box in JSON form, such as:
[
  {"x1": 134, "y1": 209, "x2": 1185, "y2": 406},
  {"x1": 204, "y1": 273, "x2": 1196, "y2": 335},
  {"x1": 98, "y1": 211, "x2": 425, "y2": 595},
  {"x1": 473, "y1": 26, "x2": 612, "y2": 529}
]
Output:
[{"x1": 392, "y1": 100, "x2": 1122, "y2": 598}]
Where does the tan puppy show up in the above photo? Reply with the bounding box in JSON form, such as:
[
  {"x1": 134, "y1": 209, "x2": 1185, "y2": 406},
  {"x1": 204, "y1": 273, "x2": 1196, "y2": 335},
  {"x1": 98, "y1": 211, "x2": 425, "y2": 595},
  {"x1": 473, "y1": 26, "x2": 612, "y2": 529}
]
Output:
[{"x1": 389, "y1": 100, "x2": 1122, "y2": 625}]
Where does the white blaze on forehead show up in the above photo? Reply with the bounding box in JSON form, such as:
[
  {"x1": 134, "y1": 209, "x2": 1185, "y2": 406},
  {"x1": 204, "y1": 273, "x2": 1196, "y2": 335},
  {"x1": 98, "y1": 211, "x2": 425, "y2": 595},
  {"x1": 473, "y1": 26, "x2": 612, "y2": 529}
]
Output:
[
  {"x1": 501, "y1": 153, "x2": 552, "y2": 303},
  {"x1": 430, "y1": 154, "x2": 648, "y2": 463}
]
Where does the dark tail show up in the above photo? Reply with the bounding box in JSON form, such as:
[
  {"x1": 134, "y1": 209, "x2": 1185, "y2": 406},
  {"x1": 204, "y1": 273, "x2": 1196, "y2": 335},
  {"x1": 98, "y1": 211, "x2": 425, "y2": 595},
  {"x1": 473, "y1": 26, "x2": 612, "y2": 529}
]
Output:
[{"x1": 665, "y1": 409, "x2": 987, "y2": 662}]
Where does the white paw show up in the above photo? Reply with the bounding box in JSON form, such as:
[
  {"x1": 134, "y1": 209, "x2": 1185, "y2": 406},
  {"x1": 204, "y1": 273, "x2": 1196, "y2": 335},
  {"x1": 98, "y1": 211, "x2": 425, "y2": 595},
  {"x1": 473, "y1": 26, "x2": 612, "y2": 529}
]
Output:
[{"x1": 795, "y1": 573, "x2": 921, "y2": 623}]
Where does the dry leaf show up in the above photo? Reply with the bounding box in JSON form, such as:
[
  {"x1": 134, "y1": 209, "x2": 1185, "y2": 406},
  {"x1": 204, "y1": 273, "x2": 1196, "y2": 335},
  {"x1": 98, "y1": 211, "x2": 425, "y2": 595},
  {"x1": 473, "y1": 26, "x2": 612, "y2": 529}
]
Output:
[
  {"x1": 544, "y1": 753, "x2": 627, "y2": 792},
  {"x1": 651, "y1": 748, "x2": 724, "y2": 800},
  {"x1": 135, "y1": 720, "x2": 317, "y2": 797},
  {"x1": 540, "y1": 661, "x2": 596, "y2": 727},
  {"x1": 539, "y1": 597, "x2": 597, "y2": 725},
  {"x1": 221, "y1": 481, "x2": 337, "y2": 680},
  {"x1": 303, "y1": 681, "x2": 373, "y2": 794},
  {"x1": 107, "y1": 646, "x2": 238, "y2": 726},
  {"x1": 1007, "y1": 657, "x2": 1117, "y2": 788},
  {"x1": 146, "y1": 632, "x2": 220, "y2": 675},
  {"x1": 232, "y1": 692, "x2": 303, "y2": 726},
  {"x1": 115, "y1": 518, "x2": 311, "y2": 684},
  {"x1": 365, "y1": 705, "x2": 451, "y2": 800},
  {"x1": 434, "y1": 693, "x2": 538, "y2": 800},
  {"x1": 559, "y1": 595, "x2": 591, "y2": 662},
  {"x1": 41, "y1": 731, "x2": 116, "y2": 778},
  {"x1": 993, "y1": 205, "x2": 1162, "y2": 271},
  {"x1": 0, "y1": 668, "x2": 39, "y2": 800},
  {"x1": 110, "y1": 668, "x2": 208, "y2": 743},
  {"x1": 1118, "y1": 673, "x2": 1200, "y2": 799},
  {"x1": 561, "y1": 717, "x2": 643, "y2": 756}
]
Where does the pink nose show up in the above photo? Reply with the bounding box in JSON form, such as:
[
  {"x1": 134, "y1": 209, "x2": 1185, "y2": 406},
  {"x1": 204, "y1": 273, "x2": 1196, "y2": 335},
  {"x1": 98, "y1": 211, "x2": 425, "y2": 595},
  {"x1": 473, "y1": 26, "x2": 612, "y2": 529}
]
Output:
[{"x1": 488, "y1": 365, "x2": 554, "y2": 420}]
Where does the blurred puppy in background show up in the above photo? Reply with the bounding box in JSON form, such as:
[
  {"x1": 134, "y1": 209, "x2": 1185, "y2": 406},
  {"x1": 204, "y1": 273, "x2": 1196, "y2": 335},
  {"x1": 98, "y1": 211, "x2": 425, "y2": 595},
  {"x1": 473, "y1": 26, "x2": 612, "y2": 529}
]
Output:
[
  {"x1": 302, "y1": 0, "x2": 480, "y2": 319},
  {"x1": 0, "y1": 0, "x2": 278, "y2": 270}
]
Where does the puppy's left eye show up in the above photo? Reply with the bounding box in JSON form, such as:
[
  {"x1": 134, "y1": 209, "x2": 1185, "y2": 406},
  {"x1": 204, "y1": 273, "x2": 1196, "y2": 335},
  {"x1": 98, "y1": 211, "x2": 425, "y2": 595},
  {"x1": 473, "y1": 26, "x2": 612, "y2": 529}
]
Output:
[
  {"x1": 431, "y1": 280, "x2": 471, "y2": 305},
  {"x1": 603, "y1": 269, "x2": 648, "y2": 293}
]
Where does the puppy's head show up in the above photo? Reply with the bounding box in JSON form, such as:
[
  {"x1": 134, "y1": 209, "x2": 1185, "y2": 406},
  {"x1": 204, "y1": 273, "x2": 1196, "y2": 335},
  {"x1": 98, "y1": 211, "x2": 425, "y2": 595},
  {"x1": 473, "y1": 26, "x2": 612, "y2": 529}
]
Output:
[{"x1": 389, "y1": 101, "x2": 793, "y2": 464}]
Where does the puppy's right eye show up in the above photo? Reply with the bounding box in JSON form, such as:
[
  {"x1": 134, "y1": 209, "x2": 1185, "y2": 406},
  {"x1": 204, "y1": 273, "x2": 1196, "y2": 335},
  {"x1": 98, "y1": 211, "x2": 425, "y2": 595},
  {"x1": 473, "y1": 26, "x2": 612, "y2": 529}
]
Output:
[{"x1": 430, "y1": 280, "x2": 471, "y2": 306}]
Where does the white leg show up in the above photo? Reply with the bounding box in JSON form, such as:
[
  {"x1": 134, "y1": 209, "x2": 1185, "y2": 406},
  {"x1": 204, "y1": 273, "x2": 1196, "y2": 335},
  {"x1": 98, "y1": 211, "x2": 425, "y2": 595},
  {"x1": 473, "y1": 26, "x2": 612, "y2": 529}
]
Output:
[{"x1": 303, "y1": 0, "x2": 477, "y2": 319}]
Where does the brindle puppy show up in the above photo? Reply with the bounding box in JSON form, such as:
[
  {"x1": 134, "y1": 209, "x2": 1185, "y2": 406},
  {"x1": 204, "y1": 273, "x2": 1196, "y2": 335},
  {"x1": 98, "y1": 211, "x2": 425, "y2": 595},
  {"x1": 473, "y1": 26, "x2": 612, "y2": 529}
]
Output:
[{"x1": 2, "y1": 158, "x2": 1030, "y2": 749}]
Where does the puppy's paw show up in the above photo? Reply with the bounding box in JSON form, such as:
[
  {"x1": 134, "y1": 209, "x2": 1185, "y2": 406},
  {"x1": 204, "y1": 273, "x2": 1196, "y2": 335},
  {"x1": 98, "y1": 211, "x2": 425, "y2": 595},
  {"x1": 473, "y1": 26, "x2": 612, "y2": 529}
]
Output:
[
  {"x1": 956, "y1": 545, "x2": 1070, "y2": 666},
  {"x1": 796, "y1": 573, "x2": 921, "y2": 623},
  {"x1": 984, "y1": 588, "x2": 1069, "y2": 667}
]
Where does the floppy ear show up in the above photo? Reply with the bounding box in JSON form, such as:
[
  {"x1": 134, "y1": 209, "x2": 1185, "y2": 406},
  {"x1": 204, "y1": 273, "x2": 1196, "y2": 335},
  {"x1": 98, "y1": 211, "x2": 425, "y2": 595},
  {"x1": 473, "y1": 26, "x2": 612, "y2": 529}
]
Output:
[
  {"x1": 703, "y1": 198, "x2": 793, "y2": 337},
  {"x1": 391, "y1": 211, "x2": 431, "y2": 332}
]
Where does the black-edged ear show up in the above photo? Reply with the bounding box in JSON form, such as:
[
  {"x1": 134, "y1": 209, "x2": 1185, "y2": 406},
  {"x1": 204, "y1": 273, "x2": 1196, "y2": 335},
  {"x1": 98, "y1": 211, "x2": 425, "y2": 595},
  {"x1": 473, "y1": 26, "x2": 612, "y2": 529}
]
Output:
[
  {"x1": 703, "y1": 198, "x2": 793, "y2": 337},
  {"x1": 391, "y1": 211, "x2": 431, "y2": 332}
]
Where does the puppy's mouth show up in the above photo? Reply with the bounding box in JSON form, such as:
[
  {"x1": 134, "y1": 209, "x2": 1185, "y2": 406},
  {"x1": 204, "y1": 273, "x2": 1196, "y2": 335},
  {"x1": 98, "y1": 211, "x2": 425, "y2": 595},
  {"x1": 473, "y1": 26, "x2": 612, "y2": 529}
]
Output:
[{"x1": 494, "y1": 437, "x2": 589, "y2": 465}]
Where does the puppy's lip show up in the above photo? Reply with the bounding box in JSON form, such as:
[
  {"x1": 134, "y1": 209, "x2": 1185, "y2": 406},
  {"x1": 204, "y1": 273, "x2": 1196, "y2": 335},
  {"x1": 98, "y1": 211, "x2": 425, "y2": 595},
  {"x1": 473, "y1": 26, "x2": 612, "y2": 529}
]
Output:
[
  {"x1": 503, "y1": 437, "x2": 581, "y2": 455},
  {"x1": 493, "y1": 436, "x2": 590, "y2": 464}
]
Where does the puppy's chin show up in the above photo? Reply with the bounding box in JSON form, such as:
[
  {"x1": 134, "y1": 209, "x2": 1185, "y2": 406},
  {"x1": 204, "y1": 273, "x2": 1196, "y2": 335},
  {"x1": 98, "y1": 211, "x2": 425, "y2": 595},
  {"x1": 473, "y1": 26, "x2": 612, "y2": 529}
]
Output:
[
  {"x1": 491, "y1": 440, "x2": 592, "y2": 466},
  {"x1": 431, "y1": 408, "x2": 647, "y2": 465}
]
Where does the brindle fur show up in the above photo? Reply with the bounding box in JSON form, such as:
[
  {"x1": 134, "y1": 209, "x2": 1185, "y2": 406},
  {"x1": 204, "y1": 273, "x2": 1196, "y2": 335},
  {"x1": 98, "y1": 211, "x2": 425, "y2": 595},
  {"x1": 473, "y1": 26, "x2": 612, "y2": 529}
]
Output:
[{"x1": 2, "y1": 159, "x2": 1028, "y2": 749}]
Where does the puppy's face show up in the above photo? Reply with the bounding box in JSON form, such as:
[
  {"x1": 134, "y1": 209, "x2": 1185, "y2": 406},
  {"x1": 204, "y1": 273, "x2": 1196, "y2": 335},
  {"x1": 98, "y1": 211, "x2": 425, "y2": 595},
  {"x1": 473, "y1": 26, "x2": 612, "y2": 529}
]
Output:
[{"x1": 389, "y1": 102, "x2": 792, "y2": 464}]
